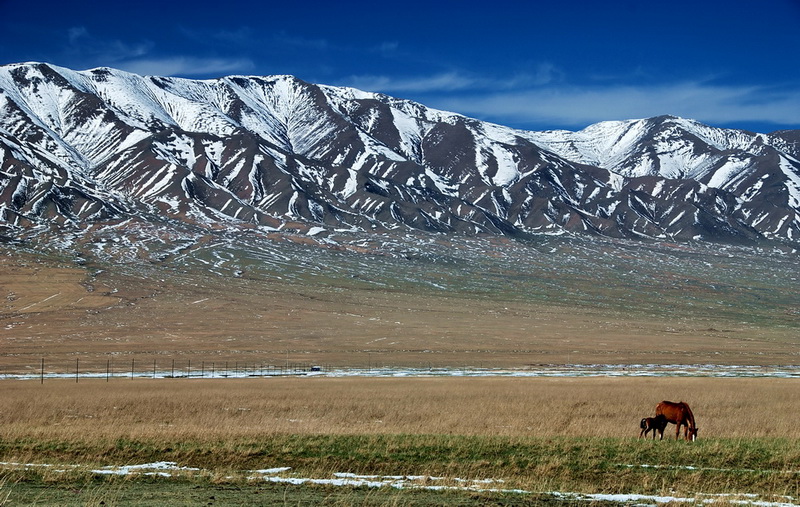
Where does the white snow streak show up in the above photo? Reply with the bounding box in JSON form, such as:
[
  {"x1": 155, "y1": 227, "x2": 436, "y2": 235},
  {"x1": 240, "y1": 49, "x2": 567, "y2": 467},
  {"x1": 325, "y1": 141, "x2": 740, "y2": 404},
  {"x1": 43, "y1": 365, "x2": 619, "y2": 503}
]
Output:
[{"x1": 1, "y1": 461, "x2": 796, "y2": 505}]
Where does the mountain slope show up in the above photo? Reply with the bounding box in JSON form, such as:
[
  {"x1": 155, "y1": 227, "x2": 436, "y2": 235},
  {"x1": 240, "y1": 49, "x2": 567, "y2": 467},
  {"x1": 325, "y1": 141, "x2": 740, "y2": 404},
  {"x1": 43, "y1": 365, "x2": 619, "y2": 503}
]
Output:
[{"x1": 1, "y1": 62, "x2": 798, "y2": 246}]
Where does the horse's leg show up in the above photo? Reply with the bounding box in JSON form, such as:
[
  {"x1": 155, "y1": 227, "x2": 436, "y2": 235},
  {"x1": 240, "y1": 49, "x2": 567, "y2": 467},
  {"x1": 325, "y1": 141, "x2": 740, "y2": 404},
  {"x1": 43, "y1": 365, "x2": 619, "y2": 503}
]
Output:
[{"x1": 675, "y1": 422, "x2": 681, "y2": 440}]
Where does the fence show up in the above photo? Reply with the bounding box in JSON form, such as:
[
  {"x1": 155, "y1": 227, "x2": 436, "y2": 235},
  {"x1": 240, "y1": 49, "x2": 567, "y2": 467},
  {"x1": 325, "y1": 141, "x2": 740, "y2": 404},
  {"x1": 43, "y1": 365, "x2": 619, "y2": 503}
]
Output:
[
  {"x1": 0, "y1": 354, "x2": 514, "y2": 381},
  {"x1": 5, "y1": 358, "x2": 327, "y2": 383}
]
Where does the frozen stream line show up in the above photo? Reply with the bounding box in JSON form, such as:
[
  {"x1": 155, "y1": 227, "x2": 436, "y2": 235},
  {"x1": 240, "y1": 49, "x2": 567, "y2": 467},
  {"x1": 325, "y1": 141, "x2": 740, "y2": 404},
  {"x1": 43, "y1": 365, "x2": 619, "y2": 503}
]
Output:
[{"x1": 4, "y1": 363, "x2": 800, "y2": 381}]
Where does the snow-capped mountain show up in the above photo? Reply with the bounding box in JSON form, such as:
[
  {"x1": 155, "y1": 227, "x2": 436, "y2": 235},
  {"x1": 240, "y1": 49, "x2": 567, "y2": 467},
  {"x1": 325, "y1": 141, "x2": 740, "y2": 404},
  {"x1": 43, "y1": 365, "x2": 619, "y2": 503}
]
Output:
[{"x1": 1, "y1": 62, "x2": 799, "y2": 246}]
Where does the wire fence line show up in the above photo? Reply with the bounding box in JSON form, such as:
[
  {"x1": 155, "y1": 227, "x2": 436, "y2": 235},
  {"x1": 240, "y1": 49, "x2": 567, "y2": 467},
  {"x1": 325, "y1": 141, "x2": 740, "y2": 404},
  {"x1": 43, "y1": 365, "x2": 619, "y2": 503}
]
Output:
[
  {"x1": 0, "y1": 352, "x2": 423, "y2": 382},
  {"x1": 2, "y1": 358, "x2": 327, "y2": 383}
]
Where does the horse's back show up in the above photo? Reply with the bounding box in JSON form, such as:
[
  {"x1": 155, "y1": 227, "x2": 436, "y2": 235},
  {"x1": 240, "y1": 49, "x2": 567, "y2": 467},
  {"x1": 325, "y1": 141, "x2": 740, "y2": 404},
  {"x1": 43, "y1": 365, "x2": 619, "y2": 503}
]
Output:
[{"x1": 655, "y1": 400, "x2": 686, "y2": 422}]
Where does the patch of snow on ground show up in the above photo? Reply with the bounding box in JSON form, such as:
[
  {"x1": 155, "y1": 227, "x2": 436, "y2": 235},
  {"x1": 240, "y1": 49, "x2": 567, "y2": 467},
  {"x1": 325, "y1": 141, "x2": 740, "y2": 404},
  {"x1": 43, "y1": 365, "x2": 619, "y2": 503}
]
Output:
[
  {"x1": 252, "y1": 468, "x2": 528, "y2": 493},
  {"x1": 552, "y1": 491, "x2": 798, "y2": 506},
  {"x1": 91, "y1": 461, "x2": 201, "y2": 477},
  {"x1": 620, "y1": 463, "x2": 800, "y2": 475},
  {"x1": 2, "y1": 461, "x2": 797, "y2": 505}
]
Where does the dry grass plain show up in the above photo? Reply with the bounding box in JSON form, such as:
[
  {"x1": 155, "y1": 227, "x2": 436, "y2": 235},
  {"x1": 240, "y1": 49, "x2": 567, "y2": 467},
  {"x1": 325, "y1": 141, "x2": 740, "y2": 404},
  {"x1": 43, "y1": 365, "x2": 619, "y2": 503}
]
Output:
[
  {"x1": 2, "y1": 376, "x2": 799, "y2": 441},
  {"x1": 1, "y1": 245, "x2": 798, "y2": 374},
  {"x1": 2, "y1": 376, "x2": 800, "y2": 504}
]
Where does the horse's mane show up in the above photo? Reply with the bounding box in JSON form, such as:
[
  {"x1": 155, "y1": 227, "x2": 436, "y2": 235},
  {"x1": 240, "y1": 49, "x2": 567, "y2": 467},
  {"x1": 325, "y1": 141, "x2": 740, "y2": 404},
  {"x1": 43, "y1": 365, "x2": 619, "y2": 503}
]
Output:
[{"x1": 679, "y1": 401, "x2": 696, "y2": 428}]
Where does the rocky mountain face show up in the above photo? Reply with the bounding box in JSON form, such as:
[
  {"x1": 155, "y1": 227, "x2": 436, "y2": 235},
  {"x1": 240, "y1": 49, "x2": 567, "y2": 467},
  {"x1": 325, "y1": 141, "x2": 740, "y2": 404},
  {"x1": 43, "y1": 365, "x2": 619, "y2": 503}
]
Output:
[{"x1": 1, "y1": 62, "x2": 799, "y2": 248}]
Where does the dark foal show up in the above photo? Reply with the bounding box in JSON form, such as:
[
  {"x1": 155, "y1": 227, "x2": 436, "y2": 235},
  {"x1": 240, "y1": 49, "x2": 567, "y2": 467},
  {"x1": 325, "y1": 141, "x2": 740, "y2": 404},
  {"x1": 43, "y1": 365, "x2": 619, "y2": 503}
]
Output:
[{"x1": 639, "y1": 414, "x2": 668, "y2": 440}]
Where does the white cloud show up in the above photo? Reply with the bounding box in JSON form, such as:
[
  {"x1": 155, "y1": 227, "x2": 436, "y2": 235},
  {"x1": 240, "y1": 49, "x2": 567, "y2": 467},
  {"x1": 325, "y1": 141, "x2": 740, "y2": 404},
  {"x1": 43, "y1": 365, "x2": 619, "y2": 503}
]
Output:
[
  {"x1": 375, "y1": 41, "x2": 399, "y2": 54},
  {"x1": 115, "y1": 57, "x2": 255, "y2": 77},
  {"x1": 273, "y1": 32, "x2": 329, "y2": 51},
  {"x1": 341, "y1": 71, "x2": 799, "y2": 130},
  {"x1": 67, "y1": 26, "x2": 89, "y2": 45},
  {"x1": 207, "y1": 27, "x2": 255, "y2": 45},
  {"x1": 340, "y1": 65, "x2": 568, "y2": 95},
  {"x1": 342, "y1": 72, "x2": 481, "y2": 93},
  {"x1": 66, "y1": 26, "x2": 153, "y2": 62},
  {"x1": 62, "y1": 26, "x2": 253, "y2": 78},
  {"x1": 430, "y1": 81, "x2": 800, "y2": 129}
]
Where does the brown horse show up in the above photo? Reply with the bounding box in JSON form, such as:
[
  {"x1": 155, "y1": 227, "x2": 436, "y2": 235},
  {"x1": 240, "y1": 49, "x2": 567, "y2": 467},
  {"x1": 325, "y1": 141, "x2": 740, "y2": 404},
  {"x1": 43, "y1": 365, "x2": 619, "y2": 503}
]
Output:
[
  {"x1": 655, "y1": 400, "x2": 698, "y2": 441},
  {"x1": 639, "y1": 414, "x2": 668, "y2": 440}
]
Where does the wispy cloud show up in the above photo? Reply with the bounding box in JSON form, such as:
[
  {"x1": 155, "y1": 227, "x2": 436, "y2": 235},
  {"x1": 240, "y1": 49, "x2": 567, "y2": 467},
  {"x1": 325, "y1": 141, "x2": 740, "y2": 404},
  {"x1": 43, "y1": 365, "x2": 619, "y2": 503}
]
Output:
[
  {"x1": 63, "y1": 26, "x2": 254, "y2": 77},
  {"x1": 115, "y1": 57, "x2": 254, "y2": 77},
  {"x1": 341, "y1": 64, "x2": 566, "y2": 95},
  {"x1": 342, "y1": 72, "x2": 481, "y2": 93},
  {"x1": 434, "y1": 81, "x2": 800, "y2": 129},
  {"x1": 347, "y1": 71, "x2": 800, "y2": 130},
  {"x1": 211, "y1": 27, "x2": 254, "y2": 45},
  {"x1": 375, "y1": 41, "x2": 399, "y2": 54},
  {"x1": 272, "y1": 32, "x2": 330, "y2": 51},
  {"x1": 66, "y1": 26, "x2": 153, "y2": 63}
]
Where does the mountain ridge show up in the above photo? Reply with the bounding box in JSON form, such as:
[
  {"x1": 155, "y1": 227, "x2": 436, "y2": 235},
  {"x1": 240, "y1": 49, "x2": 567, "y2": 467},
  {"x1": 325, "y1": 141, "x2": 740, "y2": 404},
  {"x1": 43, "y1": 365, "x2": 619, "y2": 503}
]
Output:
[{"x1": 1, "y1": 62, "x2": 798, "y2": 248}]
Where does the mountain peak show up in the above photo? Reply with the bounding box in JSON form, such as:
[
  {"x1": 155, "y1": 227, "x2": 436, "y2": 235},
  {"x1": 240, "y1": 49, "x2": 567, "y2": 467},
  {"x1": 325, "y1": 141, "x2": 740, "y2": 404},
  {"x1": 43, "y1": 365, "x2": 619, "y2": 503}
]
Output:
[{"x1": 1, "y1": 62, "x2": 798, "y2": 247}]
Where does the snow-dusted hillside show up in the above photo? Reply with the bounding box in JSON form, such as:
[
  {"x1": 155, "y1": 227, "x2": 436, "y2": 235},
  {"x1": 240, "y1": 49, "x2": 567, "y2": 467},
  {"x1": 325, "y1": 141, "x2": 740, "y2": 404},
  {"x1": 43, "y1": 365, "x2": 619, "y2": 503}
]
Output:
[{"x1": 1, "y1": 62, "x2": 798, "y2": 246}]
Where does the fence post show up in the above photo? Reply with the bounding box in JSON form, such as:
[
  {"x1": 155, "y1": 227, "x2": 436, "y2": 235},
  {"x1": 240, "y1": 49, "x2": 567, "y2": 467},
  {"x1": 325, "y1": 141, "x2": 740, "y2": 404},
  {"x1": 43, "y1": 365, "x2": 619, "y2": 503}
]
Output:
[
  {"x1": 75, "y1": 358, "x2": 79, "y2": 383},
  {"x1": 40, "y1": 358, "x2": 44, "y2": 384},
  {"x1": 107, "y1": 359, "x2": 110, "y2": 382}
]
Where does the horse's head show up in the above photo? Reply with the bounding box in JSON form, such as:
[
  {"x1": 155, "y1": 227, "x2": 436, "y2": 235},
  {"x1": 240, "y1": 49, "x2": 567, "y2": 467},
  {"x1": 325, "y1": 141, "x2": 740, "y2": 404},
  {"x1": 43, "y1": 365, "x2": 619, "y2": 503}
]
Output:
[{"x1": 689, "y1": 427, "x2": 699, "y2": 441}]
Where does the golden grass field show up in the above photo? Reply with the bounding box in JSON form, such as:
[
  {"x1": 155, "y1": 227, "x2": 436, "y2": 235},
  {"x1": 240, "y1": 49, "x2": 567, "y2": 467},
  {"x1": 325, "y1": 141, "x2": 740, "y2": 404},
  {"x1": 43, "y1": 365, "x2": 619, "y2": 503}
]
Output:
[{"x1": 2, "y1": 376, "x2": 799, "y2": 441}]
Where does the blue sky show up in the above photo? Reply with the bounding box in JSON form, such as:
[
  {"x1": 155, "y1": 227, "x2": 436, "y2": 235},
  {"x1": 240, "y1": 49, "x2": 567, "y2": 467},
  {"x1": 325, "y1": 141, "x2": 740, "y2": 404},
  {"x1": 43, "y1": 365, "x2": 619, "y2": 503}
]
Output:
[{"x1": 2, "y1": 0, "x2": 798, "y2": 133}]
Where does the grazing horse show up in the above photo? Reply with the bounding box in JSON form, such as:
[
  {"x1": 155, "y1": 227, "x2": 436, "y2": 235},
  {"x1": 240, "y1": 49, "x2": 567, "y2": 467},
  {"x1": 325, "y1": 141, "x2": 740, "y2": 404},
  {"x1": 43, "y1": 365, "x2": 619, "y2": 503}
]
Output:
[
  {"x1": 639, "y1": 414, "x2": 668, "y2": 440},
  {"x1": 655, "y1": 400, "x2": 698, "y2": 441}
]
